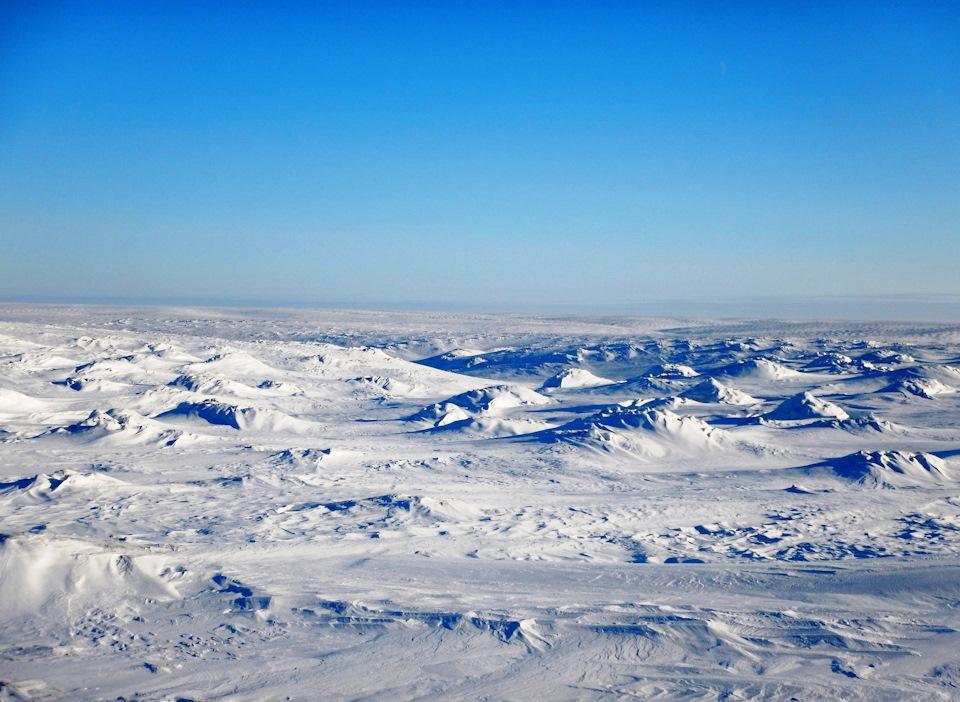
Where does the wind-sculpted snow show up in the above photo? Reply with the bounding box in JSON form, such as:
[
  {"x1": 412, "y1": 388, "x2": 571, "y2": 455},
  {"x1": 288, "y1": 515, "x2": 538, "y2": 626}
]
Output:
[
  {"x1": 826, "y1": 450, "x2": 954, "y2": 488},
  {"x1": 539, "y1": 367, "x2": 613, "y2": 390},
  {"x1": 764, "y1": 391, "x2": 850, "y2": 422},
  {"x1": 2, "y1": 304, "x2": 960, "y2": 700},
  {"x1": 534, "y1": 405, "x2": 732, "y2": 459},
  {"x1": 680, "y1": 377, "x2": 758, "y2": 405}
]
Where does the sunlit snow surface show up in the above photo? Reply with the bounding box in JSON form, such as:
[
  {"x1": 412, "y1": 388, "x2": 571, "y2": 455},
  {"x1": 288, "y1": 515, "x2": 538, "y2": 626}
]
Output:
[{"x1": 2, "y1": 304, "x2": 960, "y2": 701}]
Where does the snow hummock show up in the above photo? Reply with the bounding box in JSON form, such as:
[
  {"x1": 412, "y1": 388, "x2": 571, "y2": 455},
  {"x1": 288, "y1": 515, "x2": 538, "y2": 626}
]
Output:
[
  {"x1": 764, "y1": 392, "x2": 849, "y2": 421},
  {"x1": 827, "y1": 450, "x2": 953, "y2": 488},
  {"x1": 539, "y1": 368, "x2": 613, "y2": 390},
  {"x1": 407, "y1": 385, "x2": 550, "y2": 426},
  {"x1": 537, "y1": 406, "x2": 728, "y2": 458},
  {"x1": 680, "y1": 378, "x2": 757, "y2": 405},
  {"x1": 51, "y1": 408, "x2": 199, "y2": 446},
  {"x1": 716, "y1": 358, "x2": 800, "y2": 380},
  {"x1": 645, "y1": 363, "x2": 699, "y2": 378},
  {"x1": 157, "y1": 399, "x2": 313, "y2": 433}
]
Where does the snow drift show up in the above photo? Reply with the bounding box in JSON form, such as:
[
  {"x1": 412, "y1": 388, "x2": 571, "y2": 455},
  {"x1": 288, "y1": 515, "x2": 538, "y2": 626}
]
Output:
[{"x1": 826, "y1": 451, "x2": 953, "y2": 488}]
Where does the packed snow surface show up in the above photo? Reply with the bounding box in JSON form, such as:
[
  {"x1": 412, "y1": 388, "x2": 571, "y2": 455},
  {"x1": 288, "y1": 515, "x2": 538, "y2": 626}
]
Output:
[{"x1": 2, "y1": 304, "x2": 960, "y2": 701}]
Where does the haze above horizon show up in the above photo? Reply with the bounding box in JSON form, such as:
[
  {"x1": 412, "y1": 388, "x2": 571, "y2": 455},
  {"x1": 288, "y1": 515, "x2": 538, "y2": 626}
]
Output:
[{"x1": 2, "y1": 2, "x2": 958, "y2": 315}]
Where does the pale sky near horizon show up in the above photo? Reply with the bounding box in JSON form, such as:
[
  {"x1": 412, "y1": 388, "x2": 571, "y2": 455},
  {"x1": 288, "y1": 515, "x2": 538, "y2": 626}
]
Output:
[{"x1": 2, "y1": 1, "x2": 958, "y2": 315}]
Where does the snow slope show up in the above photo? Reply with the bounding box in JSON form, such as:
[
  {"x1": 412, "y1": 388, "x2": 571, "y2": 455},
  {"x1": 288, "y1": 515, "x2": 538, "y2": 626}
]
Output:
[{"x1": 1, "y1": 304, "x2": 960, "y2": 701}]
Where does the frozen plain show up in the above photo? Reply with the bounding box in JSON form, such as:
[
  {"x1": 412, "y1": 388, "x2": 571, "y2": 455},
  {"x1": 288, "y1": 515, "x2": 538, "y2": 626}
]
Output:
[{"x1": 1, "y1": 304, "x2": 960, "y2": 701}]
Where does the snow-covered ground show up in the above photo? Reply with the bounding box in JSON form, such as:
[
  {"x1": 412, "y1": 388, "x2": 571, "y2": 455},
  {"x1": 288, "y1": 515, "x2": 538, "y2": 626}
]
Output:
[{"x1": 2, "y1": 304, "x2": 960, "y2": 701}]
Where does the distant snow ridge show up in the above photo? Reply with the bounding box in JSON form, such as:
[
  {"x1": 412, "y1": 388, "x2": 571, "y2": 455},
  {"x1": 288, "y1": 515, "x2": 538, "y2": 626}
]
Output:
[
  {"x1": 764, "y1": 392, "x2": 849, "y2": 421},
  {"x1": 539, "y1": 406, "x2": 727, "y2": 458},
  {"x1": 407, "y1": 385, "x2": 550, "y2": 426},
  {"x1": 539, "y1": 368, "x2": 613, "y2": 390},
  {"x1": 645, "y1": 363, "x2": 699, "y2": 379},
  {"x1": 680, "y1": 378, "x2": 757, "y2": 405},
  {"x1": 158, "y1": 399, "x2": 311, "y2": 433},
  {"x1": 716, "y1": 358, "x2": 799, "y2": 380},
  {"x1": 828, "y1": 450, "x2": 952, "y2": 488}
]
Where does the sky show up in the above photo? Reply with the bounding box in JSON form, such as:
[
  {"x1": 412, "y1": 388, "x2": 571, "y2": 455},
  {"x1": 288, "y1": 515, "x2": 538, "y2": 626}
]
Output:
[{"x1": 1, "y1": 1, "x2": 959, "y2": 318}]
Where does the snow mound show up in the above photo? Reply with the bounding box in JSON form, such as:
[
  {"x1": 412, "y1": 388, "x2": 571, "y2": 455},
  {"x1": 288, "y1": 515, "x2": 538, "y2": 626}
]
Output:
[
  {"x1": 51, "y1": 409, "x2": 198, "y2": 446},
  {"x1": 0, "y1": 469, "x2": 126, "y2": 500},
  {"x1": 0, "y1": 388, "x2": 51, "y2": 414},
  {"x1": 423, "y1": 416, "x2": 554, "y2": 437},
  {"x1": 883, "y1": 364, "x2": 960, "y2": 385},
  {"x1": 407, "y1": 385, "x2": 550, "y2": 425},
  {"x1": 618, "y1": 376, "x2": 688, "y2": 394},
  {"x1": 716, "y1": 358, "x2": 800, "y2": 380},
  {"x1": 680, "y1": 378, "x2": 757, "y2": 405},
  {"x1": 878, "y1": 377, "x2": 955, "y2": 398},
  {"x1": 0, "y1": 534, "x2": 178, "y2": 622},
  {"x1": 539, "y1": 368, "x2": 613, "y2": 390},
  {"x1": 802, "y1": 353, "x2": 861, "y2": 373},
  {"x1": 538, "y1": 406, "x2": 728, "y2": 459},
  {"x1": 267, "y1": 448, "x2": 335, "y2": 468},
  {"x1": 289, "y1": 493, "x2": 485, "y2": 524},
  {"x1": 764, "y1": 392, "x2": 849, "y2": 421},
  {"x1": 832, "y1": 415, "x2": 908, "y2": 435},
  {"x1": 646, "y1": 363, "x2": 699, "y2": 378},
  {"x1": 170, "y1": 372, "x2": 262, "y2": 397},
  {"x1": 828, "y1": 451, "x2": 953, "y2": 488},
  {"x1": 157, "y1": 399, "x2": 312, "y2": 433},
  {"x1": 185, "y1": 350, "x2": 278, "y2": 380},
  {"x1": 53, "y1": 376, "x2": 130, "y2": 392},
  {"x1": 347, "y1": 375, "x2": 431, "y2": 397},
  {"x1": 859, "y1": 350, "x2": 915, "y2": 365}
]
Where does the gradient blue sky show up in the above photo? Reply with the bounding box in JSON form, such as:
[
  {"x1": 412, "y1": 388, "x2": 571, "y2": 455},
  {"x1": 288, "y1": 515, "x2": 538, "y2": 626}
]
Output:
[{"x1": 2, "y1": 1, "x2": 958, "y2": 315}]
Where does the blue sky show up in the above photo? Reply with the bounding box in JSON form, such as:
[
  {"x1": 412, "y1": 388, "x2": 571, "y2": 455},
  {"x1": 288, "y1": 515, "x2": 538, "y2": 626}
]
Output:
[{"x1": 2, "y1": 1, "x2": 958, "y2": 315}]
